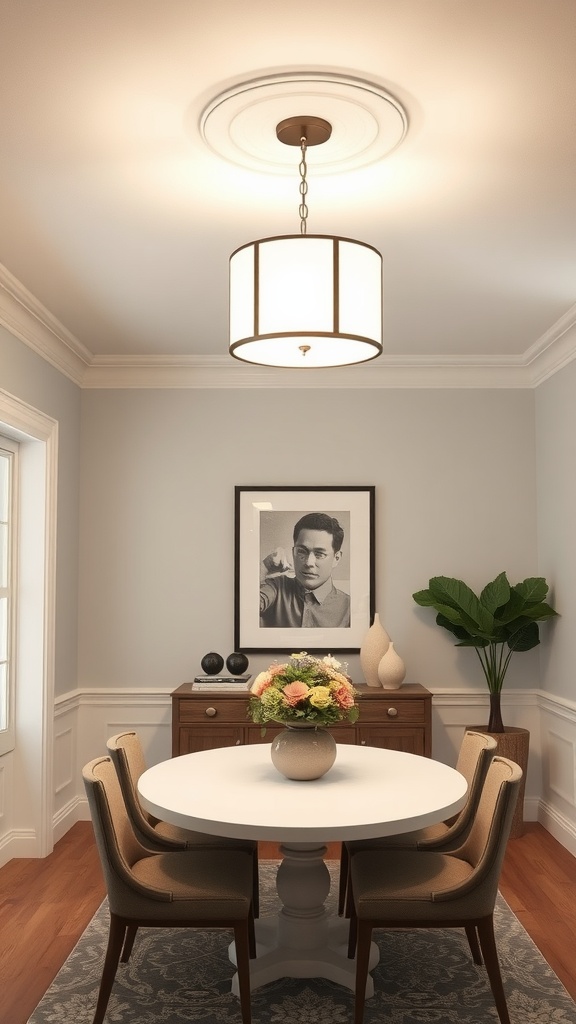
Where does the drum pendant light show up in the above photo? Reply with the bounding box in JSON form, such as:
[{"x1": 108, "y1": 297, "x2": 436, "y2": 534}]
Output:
[{"x1": 229, "y1": 117, "x2": 383, "y2": 368}]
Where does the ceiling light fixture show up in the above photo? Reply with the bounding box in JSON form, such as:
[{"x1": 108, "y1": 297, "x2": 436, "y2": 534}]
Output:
[{"x1": 228, "y1": 116, "x2": 383, "y2": 368}]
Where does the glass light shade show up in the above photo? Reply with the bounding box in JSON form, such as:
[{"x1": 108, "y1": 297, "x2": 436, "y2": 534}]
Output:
[{"x1": 229, "y1": 234, "x2": 383, "y2": 367}]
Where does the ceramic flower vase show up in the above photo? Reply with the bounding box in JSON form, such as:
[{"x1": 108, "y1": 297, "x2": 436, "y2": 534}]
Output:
[
  {"x1": 270, "y1": 723, "x2": 337, "y2": 780},
  {"x1": 377, "y1": 642, "x2": 406, "y2": 689},
  {"x1": 360, "y1": 613, "x2": 391, "y2": 687}
]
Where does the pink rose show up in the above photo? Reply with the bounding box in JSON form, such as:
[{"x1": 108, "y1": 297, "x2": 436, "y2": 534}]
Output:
[
  {"x1": 334, "y1": 686, "x2": 355, "y2": 709},
  {"x1": 282, "y1": 681, "x2": 309, "y2": 706}
]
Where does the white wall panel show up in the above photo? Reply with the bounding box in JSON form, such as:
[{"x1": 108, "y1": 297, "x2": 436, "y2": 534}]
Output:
[{"x1": 539, "y1": 695, "x2": 576, "y2": 854}]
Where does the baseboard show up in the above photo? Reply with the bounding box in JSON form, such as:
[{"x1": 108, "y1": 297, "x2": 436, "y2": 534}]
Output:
[
  {"x1": 0, "y1": 828, "x2": 38, "y2": 868},
  {"x1": 538, "y1": 799, "x2": 576, "y2": 857},
  {"x1": 52, "y1": 795, "x2": 91, "y2": 844},
  {"x1": 523, "y1": 795, "x2": 540, "y2": 822}
]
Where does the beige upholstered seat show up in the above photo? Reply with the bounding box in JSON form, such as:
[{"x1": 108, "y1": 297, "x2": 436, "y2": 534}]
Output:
[
  {"x1": 83, "y1": 756, "x2": 255, "y2": 1024},
  {"x1": 107, "y1": 730, "x2": 259, "y2": 915},
  {"x1": 338, "y1": 730, "x2": 497, "y2": 915},
  {"x1": 348, "y1": 755, "x2": 522, "y2": 1024}
]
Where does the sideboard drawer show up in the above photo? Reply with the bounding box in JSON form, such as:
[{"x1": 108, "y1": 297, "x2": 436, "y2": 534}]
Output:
[
  {"x1": 177, "y1": 699, "x2": 249, "y2": 724},
  {"x1": 358, "y1": 698, "x2": 426, "y2": 724}
]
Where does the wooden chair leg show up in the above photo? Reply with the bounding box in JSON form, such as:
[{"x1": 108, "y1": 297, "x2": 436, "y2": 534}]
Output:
[
  {"x1": 252, "y1": 851, "x2": 260, "y2": 918},
  {"x1": 476, "y1": 915, "x2": 511, "y2": 1024},
  {"x1": 338, "y1": 842, "x2": 349, "y2": 915},
  {"x1": 93, "y1": 914, "x2": 126, "y2": 1024},
  {"x1": 233, "y1": 921, "x2": 253, "y2": 1024},
  {"x1": 120, "y1": 924, "x2": 138, "y2": 962},
  {"x1": 465, "y1": 923, "x2": 483, "y2": 964},
  {"x1": 347, "y1": 900, "x2": 358, "y2": 959},
  {"x1": 248, "y1": 904, "x2": 256, "y2": 959},
  {"x1": 354, "y1": 920, "x2": 373, "y2": 1024}
]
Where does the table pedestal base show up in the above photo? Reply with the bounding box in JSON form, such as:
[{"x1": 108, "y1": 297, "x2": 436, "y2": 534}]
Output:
[{"x1": 229, "y1": 842, "x2": 379, "y2": 995}]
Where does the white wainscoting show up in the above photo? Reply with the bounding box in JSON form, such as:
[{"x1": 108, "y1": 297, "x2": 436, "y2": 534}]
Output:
[
  {"x1": 538, "y1": 693, "x2": 576, "y2": 856},
  {"x1": 48, "y1": 687, "x2": 576, "y2": 857},
  {"x1": 53, "y1": 688, "x2": 173, "y2": 844}
]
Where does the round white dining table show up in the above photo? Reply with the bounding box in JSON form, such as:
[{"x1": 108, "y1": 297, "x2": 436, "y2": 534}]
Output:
[{"x1": 138, "y1": 743, "x2": 467, "y2": 996}]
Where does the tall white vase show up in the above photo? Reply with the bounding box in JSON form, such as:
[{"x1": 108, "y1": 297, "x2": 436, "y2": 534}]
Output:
[
  {"x1": 377, "y1": 642, "x2": 406, "y2": 689},
  {"x1": 360, "y1": 613, "x2": 391, "y2": 687}
]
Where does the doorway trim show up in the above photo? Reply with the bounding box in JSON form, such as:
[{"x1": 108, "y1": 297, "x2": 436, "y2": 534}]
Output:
[{"x1": 0, "y1": 388, "x2": 58, "y2": 860}]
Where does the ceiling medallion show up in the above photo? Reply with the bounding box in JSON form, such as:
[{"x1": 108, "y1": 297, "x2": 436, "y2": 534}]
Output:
[{"x1": 200, "y1": 71, "x2": 408, "y2": 175}]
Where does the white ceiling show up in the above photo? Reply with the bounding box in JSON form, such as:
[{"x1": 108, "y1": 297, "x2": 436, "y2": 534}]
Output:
[{"x1": 1, "y1": 0, "x2": 575, "y2": 375}]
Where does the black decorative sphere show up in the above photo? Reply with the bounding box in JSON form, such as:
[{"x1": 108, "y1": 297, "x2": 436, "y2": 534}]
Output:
[
  {"x1": 226, "y1": 652, "x2": 249, "y2": 676},
  {"x1": 200, "y1": 651, "x2": 224, "y2": 675}
]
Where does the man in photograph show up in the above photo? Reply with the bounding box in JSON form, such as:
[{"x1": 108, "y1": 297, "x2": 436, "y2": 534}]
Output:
[{"x1": 260, "y1": 512, "x2": 351, "y2": 628}]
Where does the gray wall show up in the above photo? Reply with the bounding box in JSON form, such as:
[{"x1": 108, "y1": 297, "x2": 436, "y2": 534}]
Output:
[{"x1": 77, "y1": 386, "x2": 540, "y2": 693}]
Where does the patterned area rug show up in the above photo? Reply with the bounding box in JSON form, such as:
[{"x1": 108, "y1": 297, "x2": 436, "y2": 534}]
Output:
[{"x1": 28, "y1": 862, "x2": 574, "y2": 1023}]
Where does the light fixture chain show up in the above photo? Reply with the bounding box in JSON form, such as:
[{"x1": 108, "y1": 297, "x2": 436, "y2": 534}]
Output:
[{"x1": 298, "y1": 135, "x2": 308, "y2": 235}]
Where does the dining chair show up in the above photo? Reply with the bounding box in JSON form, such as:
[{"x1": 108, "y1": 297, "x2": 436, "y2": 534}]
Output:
[
  {"x1": 83, "y1": 755, "x2": 255, "y2": 1024},
  {"x1": 347, "y1": 754, "x2": 522, "y2": 1024},
  {"x1": 338, "y1": 730, "x2": 497, "y2": 915},
  {"x1": 107, "y1": 730, "x2": 259, "y2": 915}
]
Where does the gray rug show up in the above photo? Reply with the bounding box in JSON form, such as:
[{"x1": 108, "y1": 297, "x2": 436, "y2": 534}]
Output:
[{"x1": 28, "y1": 862, "x2": 574, "y2": 1023}]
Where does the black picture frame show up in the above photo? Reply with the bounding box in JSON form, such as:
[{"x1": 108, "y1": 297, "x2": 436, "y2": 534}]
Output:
[{"x1": 234, "y1": 485, "x2": 375, "y2": 653}]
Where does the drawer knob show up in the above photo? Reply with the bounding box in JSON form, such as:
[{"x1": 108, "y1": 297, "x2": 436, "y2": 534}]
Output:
[
  {"x1": 387, "y1": 707, "x2": 398, "y2": 717},
  {"x1": 205, "y1": 707, "x2": 217, "y2": 718}
]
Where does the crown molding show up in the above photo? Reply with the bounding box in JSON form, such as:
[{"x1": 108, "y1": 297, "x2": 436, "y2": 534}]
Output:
[
  {"x1": 2, "y1": 264, "x2": 576, "y2": 390},
  {"x1": 83, "y1": 353, "x2": 534, "y2": 389},
  {"x1": 523, "y1": 302, "x2": 576, "y2": 385},
  {"x1": 0, "y1": 266, "x2": 91, "y2": 386}
]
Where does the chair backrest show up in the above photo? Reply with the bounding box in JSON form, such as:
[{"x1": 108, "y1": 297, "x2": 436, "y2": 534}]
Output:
[
  {"x1": 436, "y1": 756, "x2": 522, "y2": 910},
  {"x1": 82, "y1": 756, "x2": 168, "y2": 913},
  {"x1": 456, "y1": 730, "x2": 497, "y2": 787},
  {"x1": 418, "y1": 730, "x2": 497, "y2": 848},
  {"x1": 107, "y1": 731, "x2": 162, "y2": 842},
  {"x1": 451, "y1": 730, "x2": 498, "y2": 825}
]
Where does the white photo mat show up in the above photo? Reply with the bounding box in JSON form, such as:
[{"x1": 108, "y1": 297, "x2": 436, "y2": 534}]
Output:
[{"x1": 234, "y1": 486, "x2": 375, "y2": 653}]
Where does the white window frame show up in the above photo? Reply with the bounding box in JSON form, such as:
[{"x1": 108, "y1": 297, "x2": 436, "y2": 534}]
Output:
[{"x1": 0, "y1": 435, "x2": 18, "y2": 755}]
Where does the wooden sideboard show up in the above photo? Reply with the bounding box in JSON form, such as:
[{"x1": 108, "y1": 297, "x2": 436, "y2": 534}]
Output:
[{"x1": 171, "y1": 682, "x2": 432, "y2": 758}]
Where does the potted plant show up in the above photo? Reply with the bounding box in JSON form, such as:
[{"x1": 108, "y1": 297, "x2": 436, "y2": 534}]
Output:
[{"x1": 413, "y1": 572, "x2": 557, "y2": 732}]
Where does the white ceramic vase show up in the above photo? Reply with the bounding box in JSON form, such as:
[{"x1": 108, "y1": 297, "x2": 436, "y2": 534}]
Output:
[
  {"x1": 270, "y1": 724, "x2": 337, "y2": 780},
  {"x1": 360, "y1": 613, "x2": 391, "y2": 687},
  {"x1": 377, "y1": 642, "x2": 406, "y2": 689}
]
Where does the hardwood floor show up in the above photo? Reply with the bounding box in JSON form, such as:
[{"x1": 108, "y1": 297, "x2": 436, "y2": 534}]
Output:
[{"x1": 0, "y1": 822, "x2": 574, "y2": 1024}]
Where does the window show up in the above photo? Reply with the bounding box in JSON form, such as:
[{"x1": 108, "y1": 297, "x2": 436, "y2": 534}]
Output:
[{"x1": 0, "y1": 437, "x2": 17, "y2": 754}]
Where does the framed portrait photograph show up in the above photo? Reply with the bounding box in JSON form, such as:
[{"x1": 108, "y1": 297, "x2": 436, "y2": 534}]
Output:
[{"x1": 234, "y1": 485, "x2": 375, "y2": 653}]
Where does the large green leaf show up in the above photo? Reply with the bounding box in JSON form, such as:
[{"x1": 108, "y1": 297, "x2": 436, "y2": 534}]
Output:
[
  {"x1": 427, "y1": 577, "x2": 495, "y2": 633},
  {"x1": 436, "y1": 613, "x2": 472, "y2": 640},
  {"x1": 513, "y1": 577, "x2": 549, "y2": 604},
  {"x1": 493, "y1": 588, "x2": 529, "y2": 624},
  {"x1": 506, "y1": 621, "x2": 539, "y2": 651},
  {"x1": 480, "y1": 572, "x2": 510, "y2": 613},
  {"x1": 517, "y1": 601, "x2": 558, "y2": 622}
]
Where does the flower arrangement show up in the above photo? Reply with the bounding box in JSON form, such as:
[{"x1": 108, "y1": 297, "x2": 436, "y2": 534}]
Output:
[{"x1": 248, "y1": 652, "x2": 360, "y2": 728}]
